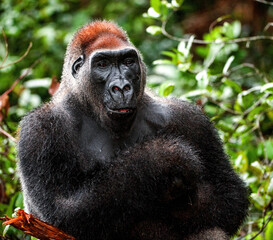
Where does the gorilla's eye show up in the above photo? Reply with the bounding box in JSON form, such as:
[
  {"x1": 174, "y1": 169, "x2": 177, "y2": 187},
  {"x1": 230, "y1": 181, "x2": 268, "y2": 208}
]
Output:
[
  {"x1": 72, "y1": 55, "x2": 84, "y2": 78},
  {"x1": 97, "y1": 60, "x2": 110, "y2": 68},
  {"x1": 124, "y1": 58, "x2": 135, "y2": 66}
]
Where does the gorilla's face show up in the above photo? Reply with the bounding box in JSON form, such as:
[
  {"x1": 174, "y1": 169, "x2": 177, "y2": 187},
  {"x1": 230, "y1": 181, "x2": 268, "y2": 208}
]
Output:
[
  {"x1": 90, "y1": 48, "x2": 141, "y2": 121},
  {"x1": 71, "y1": 47, "x2": 143, "y2": 132}
]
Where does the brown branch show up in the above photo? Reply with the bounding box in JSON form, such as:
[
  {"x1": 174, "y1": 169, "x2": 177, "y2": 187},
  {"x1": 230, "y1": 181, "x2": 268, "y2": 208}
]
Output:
[
  {"x1": 0, "y1": 127, "x2": 17, "y2": 143},
  {"x1": 161, "y1": 20, "x2": 273, "y2": 45},
  {"x1": 0, "y1": 42, "x2": 33, "y2": 69},
  {"x1": 1, "y1": 210, "x2": 77, "y2": 240},
  {"x1": 0, "y1": 29, "x2": 9, "y2": 68},
  {"x1": 2, "y1": 59, "x2": 40, "y2": 96},
  {"x1": 255, "y1": 0, "x2": 273, "y2": 6},
  {"x1": 249, "y1": 202, "x2": 273, "y2": 240}
]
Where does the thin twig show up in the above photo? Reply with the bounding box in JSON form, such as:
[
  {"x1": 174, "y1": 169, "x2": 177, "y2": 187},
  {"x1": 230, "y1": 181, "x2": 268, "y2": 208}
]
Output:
[
  {"x1": 0, "y1": 42, "x2": 33, "y2": 69},
  {"x1": 264, "y1": 22, "x2": 273, "y2": 32},
  {"x1": 249, "y1": 203, "x2": 273, "y2": 240},
  {"x1": 227, "y1": 63, "x2": 269, "y2": 83},
  {"x1": 0, "y1": 127, "x2": 17, "y2": 142},
  {"x1": 256, "y1": 114, "x2": 269, "y2": 164},
  {"x1": 161, "y1": 20, "x2": 273, "y2": 45},
  {"x1": 255, "y1": 0, "x2": 273, "y2": 6},
  {"x1": 0, "y1": 29, "x2": 9, "y2": 67},
  {"x1": 243, "y1": 92, "x2": 270, "y2": 116},
  {"x1": 207, "y1": 97, "x2": 239, "y2": 115},
  {"x1": 2, "y1": 59, "x2": 40, "y2": 96}
]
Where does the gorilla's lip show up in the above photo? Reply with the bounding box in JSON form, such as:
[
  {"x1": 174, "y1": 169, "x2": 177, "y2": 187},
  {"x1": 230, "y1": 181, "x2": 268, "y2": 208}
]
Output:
[{"x1": 107, "y1": 107, "x2": 136, "y2": 115}]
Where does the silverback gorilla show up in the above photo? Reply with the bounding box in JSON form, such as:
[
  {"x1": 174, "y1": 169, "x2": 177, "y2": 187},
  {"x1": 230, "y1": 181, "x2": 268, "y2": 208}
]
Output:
[{"x1": 18, "y1": 21, "x2": 248, "y2": 240}]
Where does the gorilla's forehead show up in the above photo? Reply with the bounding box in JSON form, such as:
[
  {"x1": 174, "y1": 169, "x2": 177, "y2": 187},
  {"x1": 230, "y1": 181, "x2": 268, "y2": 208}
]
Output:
[{"x1": 90, "y1": 47, "x2": 138, "y2": 59}]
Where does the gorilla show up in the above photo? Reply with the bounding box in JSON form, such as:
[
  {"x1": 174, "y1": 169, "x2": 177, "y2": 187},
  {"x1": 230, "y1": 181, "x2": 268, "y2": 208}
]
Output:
[{"x1": 18, "y1": 21, "x2": 248, "y2": 240}]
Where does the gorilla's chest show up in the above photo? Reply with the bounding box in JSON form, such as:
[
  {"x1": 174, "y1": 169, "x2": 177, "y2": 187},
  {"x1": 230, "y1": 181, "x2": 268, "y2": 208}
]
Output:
[
  {"x1": 78, "y1": 116, "x2": 159, "y2": 169},
  {"x1": 78, "y1": 103, "x2": 170, "y2": 170},
  {"x1": 79, "y1": 117, "x2": 114, "y2": 167}
]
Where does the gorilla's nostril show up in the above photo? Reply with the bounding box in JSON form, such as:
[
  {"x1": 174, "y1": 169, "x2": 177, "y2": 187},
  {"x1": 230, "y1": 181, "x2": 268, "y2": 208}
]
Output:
[
  {"x1": 123, "y1": 85, "x2": 131, "y2": 91},
  {"x1": 112, "y1": 86, "x2": 120, "y2": 93}
]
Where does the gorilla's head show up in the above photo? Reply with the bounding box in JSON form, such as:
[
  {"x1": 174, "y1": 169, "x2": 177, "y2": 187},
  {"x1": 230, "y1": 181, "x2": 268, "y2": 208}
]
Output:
[{"x1": 57, "y1": 21, "x2": 146, "y2": 132}]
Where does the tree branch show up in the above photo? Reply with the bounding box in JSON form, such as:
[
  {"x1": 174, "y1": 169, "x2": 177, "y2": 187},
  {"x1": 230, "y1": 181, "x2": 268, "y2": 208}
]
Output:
[
  {"x1": 0, "y1": 128, "x2": 17, "y2": 143},
  {"x1": 1, "y1": 210, "x2": 77, "y2": 240},
  {"x1": 161, "y1": 20, "x2": 273, "y2": 45},
  {"x1": 255, "y1": 0, "x2": 273, "y2": 6}
]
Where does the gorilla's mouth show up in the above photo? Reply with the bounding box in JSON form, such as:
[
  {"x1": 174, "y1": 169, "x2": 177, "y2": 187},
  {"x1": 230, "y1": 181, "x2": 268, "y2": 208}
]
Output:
[{"x1": 107, "y1": 108, "x2": 135, "y2": 115}]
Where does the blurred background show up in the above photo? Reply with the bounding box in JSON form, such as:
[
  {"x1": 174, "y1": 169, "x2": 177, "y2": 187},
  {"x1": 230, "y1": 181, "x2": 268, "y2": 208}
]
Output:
[{"x1": 0, "y1": 0, "x2": 273, "y2": 239}]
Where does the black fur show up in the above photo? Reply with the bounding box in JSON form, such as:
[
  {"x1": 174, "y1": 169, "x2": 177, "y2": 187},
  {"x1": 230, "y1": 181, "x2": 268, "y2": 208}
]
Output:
[{"x1": 18, "y1": 21, "x2": 248, "y2": 240}]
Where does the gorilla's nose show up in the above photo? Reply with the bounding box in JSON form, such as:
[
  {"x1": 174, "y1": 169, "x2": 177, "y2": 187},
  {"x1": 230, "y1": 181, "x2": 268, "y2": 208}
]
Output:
[{"x1": 109, "y1": 80, "x2": 133, "y2": 102}]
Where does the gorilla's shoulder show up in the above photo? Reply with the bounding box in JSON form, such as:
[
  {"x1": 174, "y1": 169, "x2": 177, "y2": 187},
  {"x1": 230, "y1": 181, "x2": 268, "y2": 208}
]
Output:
[
  {"x1": 148, "y1": 96, "x2": 215, "y2": 137},
  {"x1": 146, "y1": 95, "x2": 209, "y2": 125},
  {"x1": 19, "y1": 102, "x2": 67, "y2": 135}
]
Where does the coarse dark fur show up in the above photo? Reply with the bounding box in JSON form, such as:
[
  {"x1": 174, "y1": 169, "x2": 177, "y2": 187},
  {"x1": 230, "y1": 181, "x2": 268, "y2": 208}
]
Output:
[{"x1": 18, "y1": 21, "x2": 248, "y2": 240}]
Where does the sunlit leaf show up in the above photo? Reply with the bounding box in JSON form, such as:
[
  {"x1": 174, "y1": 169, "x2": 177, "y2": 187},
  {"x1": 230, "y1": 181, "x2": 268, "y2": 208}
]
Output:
[
  {"x1": 250, "y1": 161, "x2": 264, "y2": 177},
  {"x1": 265, "y1": 221, "x2": 273, "y2": 240},
  {"x1": 251, "y1": 193, "x2": 265, "y2": 210},
  {"x1": 147, "y1": 7, "x2": 161, "y2": 18},
  {"x1": 178, "y1": 63, "x2": 191, "y2": 72},
  {"x1": 3, "y1": 224, "x2": 10, "y2": 236},
  {"x1": 222, "y1": 78, "x2": 242, "y2": 93},
  {"x1": 158, "y1": 82, "x2": 175, "y2": 97},
  {"x1": 196, "y1": 70, "x2": 209, "y2": 89},
  {"x1": 150, "y1": 0, "x2": 161, "y2": 13},
  {"x1": 146, "y1": 25, "x2": 162, "y2": 35},
  {"x1": 265, "y1": 139, "x2": 273, "y2": 160},
  {"x1": 153, "y1": 59, "x2": 173, "y2": 65},
  {"x1": 171, "y1": 0, "x2": 184, "y2": 7},
  {"x1": 234, "y1": 152, "x2": 248, "y2": 172},
  {"x1": 267, "y1": 178, "x2": 273, "y2": 197}
]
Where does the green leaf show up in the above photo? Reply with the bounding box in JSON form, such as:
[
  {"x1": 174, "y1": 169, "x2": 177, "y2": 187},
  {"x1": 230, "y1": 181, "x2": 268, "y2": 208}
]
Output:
[
  {"x1": 222, "y1": 21, "x2": 241, "y2": 39},
  {"x1": 231, "y1": 21, "x2": 241, "y2": 38},
  {"x1": 153, "y1": 59, "x2": 173, "y2": 65},
  {"x1": 251, "y1": 193, "x2": 265, "y2": 210},
  {"x1": 171, "y1": 0, "x2": 184, "y2": 7},
  {"x1": 267, "y1": 178, "x2": 273, "y2": 196},
  {"x1": 196, "y1": 70, "x2": 209, "y2": 89},
  {"x1": 178, "y1": 62, "x2": 191, "y2": 72},
  {"x1": 24, "y1": 78, "x2": 51, "y2": 88},
  {"x1": 182, "y1": 89, "x2": 208, "y2": 98},
  {"x1": 150, "y1": 0, "x2": 161, "y2": 13},
  {"x1": 265, "y1": 139, "x2": 273, "y2": 160},
  {"x1": 146, "y1": 25, "x2": 162, "y2": 35},
  {"x1": 265, "y1": 221, "x2": 273, "y2": 240},
  {"x1": 178, "y1": 35, "x2": 194, "y2": 58},
  {"x1": 222, "y1": 78, "x2": 242, "y2": 93},
  {"x1": 161, "y1": 51, "x2": 176, "y2": 59},
  {"x1": 234, "y1": 152, "x2": 248, "y2": 172},
  {"x1": 216, "y1": 120, "x2": 234, "y2": 133},
  {"x1": 158, "y1": 82, "x2": 175, "y2": 97},
  {"x1": 3, "y1": 225, "x2": 10, "y2": 236},
  {"x1": 15, "y1": 192, "x2": 24, "y2": 209},
  {"x1": 147, "y1": 7, "x2": 161, "y2": 18},
  {"x1": 250, "y1": 161, "x2": 264, "y2": 177}
]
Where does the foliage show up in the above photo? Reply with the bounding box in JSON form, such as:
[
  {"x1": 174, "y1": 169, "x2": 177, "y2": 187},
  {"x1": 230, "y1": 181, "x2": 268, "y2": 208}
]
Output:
[{"x1": 0, "y1": 0, "x2": 273, "y2": 239}]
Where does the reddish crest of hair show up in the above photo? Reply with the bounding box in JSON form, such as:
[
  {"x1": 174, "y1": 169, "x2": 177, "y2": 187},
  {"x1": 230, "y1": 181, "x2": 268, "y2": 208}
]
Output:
[{"x1": 72, "y1": 21, "x2": 131, "y2": 54}]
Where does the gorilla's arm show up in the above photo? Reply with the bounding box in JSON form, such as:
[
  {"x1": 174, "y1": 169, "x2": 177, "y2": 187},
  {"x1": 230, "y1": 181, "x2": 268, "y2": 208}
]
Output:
[{"x1": 167, "y1": 99, "x2": 249, "y2": 236}]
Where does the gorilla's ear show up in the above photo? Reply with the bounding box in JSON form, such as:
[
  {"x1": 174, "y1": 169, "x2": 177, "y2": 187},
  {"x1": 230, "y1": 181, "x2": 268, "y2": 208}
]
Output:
[{"x1": 72, "y1": 55, "x2": 85, "y2": 78}]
